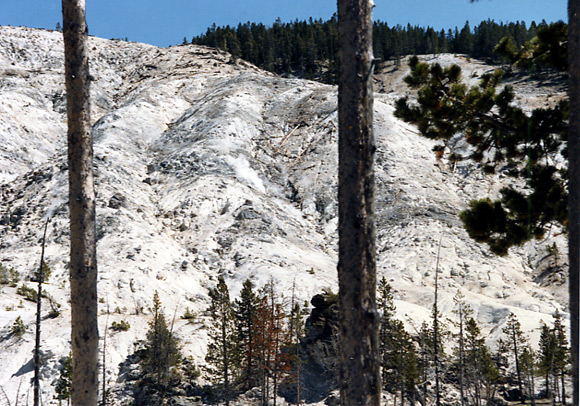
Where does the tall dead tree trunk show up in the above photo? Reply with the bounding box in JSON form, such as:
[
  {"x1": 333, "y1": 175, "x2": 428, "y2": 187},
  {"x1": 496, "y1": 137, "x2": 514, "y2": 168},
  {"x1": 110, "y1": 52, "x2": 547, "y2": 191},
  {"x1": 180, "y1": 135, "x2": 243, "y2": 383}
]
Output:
[
  {"x1": 337, "y1": 0, "x2": 380, "y2": 405},
  {"x1": 568, "y1": 1, "x2": 580, "y2": 405},
  {"x1": 433, "y1": 239, "x2": 442, "y2": 406},
  {"x1": 62, "y1": 1, "x2": 99, "y2": 405},
  {"x1": 33, "y1": 218, "x2": 50, "y2": 406}
]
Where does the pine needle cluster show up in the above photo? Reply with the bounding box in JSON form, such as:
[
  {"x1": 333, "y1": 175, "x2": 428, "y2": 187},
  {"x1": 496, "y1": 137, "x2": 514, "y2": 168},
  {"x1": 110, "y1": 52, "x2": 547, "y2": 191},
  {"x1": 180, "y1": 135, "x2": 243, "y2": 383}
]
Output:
[{"x1": 395, "y1": 24, "x2": 569, "y2": 255}]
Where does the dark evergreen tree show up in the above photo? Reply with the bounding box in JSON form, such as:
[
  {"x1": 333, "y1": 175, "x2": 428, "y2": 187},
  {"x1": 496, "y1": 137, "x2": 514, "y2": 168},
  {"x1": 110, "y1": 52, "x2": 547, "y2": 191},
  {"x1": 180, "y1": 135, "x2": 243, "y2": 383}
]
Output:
[
  {"x1": 377, "y1": 277, "x2": 400, "y2": 397},
  {"x1": 395, "y1": 53, "x2": 567, "y2": 256},
  {"x1": 141, "y1": 291, "x2": 182, "y2": 389},
  {"x1": 190, "y1": 18, "x2": 541, "y2": 84},
  {"x1": 552, "y1": 310, "x2": 570, "y2": 404},
  {"x1": 452, "y1": 291, "x2": 473, "y2": 406},
  {"x1": 233, "y1": 278, "x2": 260, "y2": 391},
  {"x1": 464, "y1": 318, "x2": 499, "y2": 406},
  {"x1": 537, "y1": 321, "x2": 556, "y2": 400},
  {"x1": 287, "y1": 282, "x2": 308, "y2": 405},
  {"x1": 253, "y1": 280, "x2": 291, "y2": 406},
  {"x1": 55, "y1": 353, "x2": 73, "y2": 405},
  {"x1": 205, "y1": 276, "x2": 239, "y2": 406},
  {"x1": 520, "y1": 346, "x2": 537, "y2": 405},
  {"x1": 502, "y1": 313, "x2": 528, "y2": 403}
]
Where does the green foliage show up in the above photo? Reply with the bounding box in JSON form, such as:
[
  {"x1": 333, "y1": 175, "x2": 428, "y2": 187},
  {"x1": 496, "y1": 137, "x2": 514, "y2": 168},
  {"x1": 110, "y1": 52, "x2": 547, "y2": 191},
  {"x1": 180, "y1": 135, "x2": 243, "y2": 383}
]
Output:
[
  {"x1": 233, "y1": 278, "x2": 259, "y2": 390},
  {"x1": 204, "y1": 276, "x2": 240, "y2": 398},
  {"x1": 377, "y1": 276, "x2": 396, "y2": 322},
  {"x1": 537, "y1": 318, "x2": 566, "y2": 401},
  {"x1": 506, "y1": 22, "x2": 568, "y2": 71},
  {"x1": 0, "y1": 263, "x2": 19, "y2": 287},
  {"x1": 11, "y1": 316, "x2": 26, "y2": 338},
  {"x1": 141, "y1": 291, "x2": 182, "y2": 388},
  {"x1": 190, "y1": 18, "x2": 538, "y2": 84},
  {"x1": 464, "y1": 318, "x2": 500, "y2": 404},
  {"x1": 110, "y1": 320, "x2": 131, "y2": 332},
  {"x1": 377, "y1": 278, "x2": 420, "y2": 403},
  {"x1": 31, "y1": 260, "x2": 51, "y2": 283},
  {"x1": 502, "y1": 313, "x2": 529, "y2": 401},
  {"x1": 182, "y1": 355, "x2": 201, "y2": 383},
  {"x1": 16, "y1": 284, "x2": 38, "y2": 302},
  {"x1": 551, "y1": 310, "x2": 570, "y2": 373},
  {"x1": 538, "y1": 321, "x2": 556, "y2": 381},
  {"x1": 54, "y1": 353, "x2": 72, "y2": 401},
  {"x1": 181, "y1": 307, "x2": 196, "y2": 321},
  {"x1": 396, "y1": 45, "x2": 568, "y2": 255}
]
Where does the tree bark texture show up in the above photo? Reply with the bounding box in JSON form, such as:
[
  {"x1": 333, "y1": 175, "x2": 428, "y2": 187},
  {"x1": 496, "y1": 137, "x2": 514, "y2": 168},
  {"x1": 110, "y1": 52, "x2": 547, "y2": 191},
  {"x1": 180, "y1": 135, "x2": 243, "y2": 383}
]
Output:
[
  {"x1": 568, "y1": 1, "x2": 580, "y2": 404},
  {"x1": 337, "y1": 0, "x2": 380, "y2": 405},
  {"x1": 62, "y1": 1, "x2": 99, "y2": 405}
]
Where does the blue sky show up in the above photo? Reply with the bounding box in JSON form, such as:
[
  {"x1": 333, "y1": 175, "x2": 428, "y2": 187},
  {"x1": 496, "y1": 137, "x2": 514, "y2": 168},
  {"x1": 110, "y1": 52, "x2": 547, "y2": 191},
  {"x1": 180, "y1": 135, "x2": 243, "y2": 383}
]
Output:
[{"x1": 0, "y1": 0, "x2": 567, "y2": 47}]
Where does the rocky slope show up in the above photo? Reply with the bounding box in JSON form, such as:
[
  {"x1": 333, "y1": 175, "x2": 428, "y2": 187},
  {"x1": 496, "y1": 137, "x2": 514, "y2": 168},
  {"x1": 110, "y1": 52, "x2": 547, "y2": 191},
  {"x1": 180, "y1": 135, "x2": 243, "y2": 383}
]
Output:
[{"x1": 0, "y1": 26, "x2": 569, "y2": 405}]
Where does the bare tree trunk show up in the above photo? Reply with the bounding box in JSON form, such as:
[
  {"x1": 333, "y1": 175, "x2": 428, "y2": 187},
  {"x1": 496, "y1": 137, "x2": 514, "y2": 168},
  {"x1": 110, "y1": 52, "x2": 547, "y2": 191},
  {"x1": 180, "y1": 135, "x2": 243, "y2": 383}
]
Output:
[
  {"x1": 337, "y1": 0, "x2": 379, "y2": 405},
  {"x1": 62, "y1": 1, "x2": 99, "y2": 405},
  {"x1": 568, "y1": 1, "x2": 580, "y2": 405},
  {"x1": 433, "y1": 239, "x2": 442, "y2": 406},
  {"x1": 512, "y1": 330, "x2": 525, "y2": 404},
  {"x1": 33, "y1": 219, "x2": 50, "y2": 406},
  {"x1": 102, "y1": 302, "x2": 110, "y2": 406},
  {"x1": 458, "y1": 306, "x2": 465, "y2": 406}
]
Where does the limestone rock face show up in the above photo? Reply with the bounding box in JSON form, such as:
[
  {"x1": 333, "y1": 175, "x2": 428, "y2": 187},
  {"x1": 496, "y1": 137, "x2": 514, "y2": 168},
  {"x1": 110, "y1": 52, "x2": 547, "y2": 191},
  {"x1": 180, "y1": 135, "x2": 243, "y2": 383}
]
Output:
[{"x1": 0, "y1": 26, "x2": 569, "y2": 404}]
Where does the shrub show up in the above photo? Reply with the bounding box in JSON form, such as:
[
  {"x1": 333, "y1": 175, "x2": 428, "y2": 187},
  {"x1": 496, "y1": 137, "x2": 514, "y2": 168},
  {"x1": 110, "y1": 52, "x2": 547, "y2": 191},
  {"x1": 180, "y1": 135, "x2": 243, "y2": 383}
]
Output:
[
  {"x1": 181, "y1": 307, "x2": 196, "y2": 321},
  {"x1": 111, "y1": 320, "x2": 131, "y2": 332},
  {"x1": 11, "y1": 316, "x2": 26, "y2": 338},
  {"x1": 17, "y1": 284, "x2": 38, "y2": 302},
  {"x1": 55, "y1": 353, "x2": 72, "y2": 402},
  {"x1": 0, "y1": 263, "x2": 19, "y2": 287},
  {"x1": 30, "y1": 261, "x2": 51, "y2": 283}
]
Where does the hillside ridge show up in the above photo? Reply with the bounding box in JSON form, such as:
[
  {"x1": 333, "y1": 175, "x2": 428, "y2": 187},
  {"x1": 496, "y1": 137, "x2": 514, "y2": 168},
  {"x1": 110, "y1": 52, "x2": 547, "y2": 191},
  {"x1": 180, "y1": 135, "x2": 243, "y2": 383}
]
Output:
[{"x1": 0, "y1": 26, "x2": 569, "y2": 405}]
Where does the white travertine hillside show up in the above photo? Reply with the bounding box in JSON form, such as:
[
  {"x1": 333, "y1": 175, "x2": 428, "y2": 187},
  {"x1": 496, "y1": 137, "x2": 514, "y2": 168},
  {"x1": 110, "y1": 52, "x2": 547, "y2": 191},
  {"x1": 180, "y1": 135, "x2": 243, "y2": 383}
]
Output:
[{"x1": 0, "y1": 26, "x2": 569, "y2": 405}]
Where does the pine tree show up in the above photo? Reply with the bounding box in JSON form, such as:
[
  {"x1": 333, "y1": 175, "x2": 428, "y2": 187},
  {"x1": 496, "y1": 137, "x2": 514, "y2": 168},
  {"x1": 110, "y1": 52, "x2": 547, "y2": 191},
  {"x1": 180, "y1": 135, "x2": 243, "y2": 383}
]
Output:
[
  {"x1": 205, "y1": 277, "x2": 239, "y2": 406},
  {"x1": 377, "y1": 276, "x2": 417, "y2": 405},
  {"x1": 401, "y1": 332, "x2": 420, "y2": 406},
  {"x1": 55, "y1": 353, "x2": 73, "y2": 405},
  {"x1": 502, "y1": 313, "x2": 528, "y2": 403},
  {"x1": 416, "y1": 321, "x2": 432, "y2": 404},
  {"x1": 452, "y1": 291, "x2": 473, "y2": 406},
  {"x1": 464, "y1": 318, "x2": 499, "y2": 406},
  {"x1": 141, "y1": 291, "x2": 182, "y2": 390},
  {"x1": 394, "y1": 18, "x2": 577, "y2": 403},
  {"x1": 252, "y1": 280, "x2": 291, "y2": 406},
  {"x1": 537, "y1": 321, "x2": 556, "y2": 401},
  {"x1": 234, "y1": 278, "x2": 260, "y2": 390},
  {"x1": 395, "y1": 45, "x2": 567, "y2": 256},
  {"x1": 377, "y1": 277, "x2": 402, "y2": 399},
  {"x1": 552, "y1": 310, "x2": 570, "y2": 404},
  {"x1": 520, "y1": 346, "x2": 537, "y2": 405},
  {"x1": 384, "y1": 318, "x2": 414, "y2": 406},
  {"x1": 288, "y1": 283, "x2": 308, "y2": 405}
]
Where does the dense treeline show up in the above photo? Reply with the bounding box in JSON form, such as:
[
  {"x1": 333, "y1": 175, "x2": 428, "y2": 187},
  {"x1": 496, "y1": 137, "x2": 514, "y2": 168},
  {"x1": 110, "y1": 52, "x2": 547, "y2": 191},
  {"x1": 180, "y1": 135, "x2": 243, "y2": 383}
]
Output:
[
  {"x1": 188, "y1": 17, "x2": 550, "y2": 83},
  {"x1": 48, "y1": 277, "x2": 571, "y2": 406}
]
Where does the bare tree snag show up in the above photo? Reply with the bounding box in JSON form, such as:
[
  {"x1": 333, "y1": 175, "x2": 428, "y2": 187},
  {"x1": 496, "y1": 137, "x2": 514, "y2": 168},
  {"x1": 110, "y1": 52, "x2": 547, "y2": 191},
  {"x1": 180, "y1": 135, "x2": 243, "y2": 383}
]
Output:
[
  {"x1": 62, "y1": 1, "x2": 99, "y2": 404},
  {"x1": 337, "y1": 0, "x2": 380, "y2": 405},
  {"x1": 33, "y1": 218, "x2": 50, "y2": 406},
  {"x1": 568, "y1": 1, "x2": 580, "y2": 404}
]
